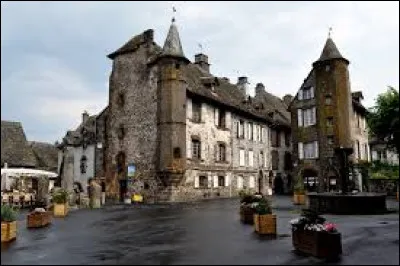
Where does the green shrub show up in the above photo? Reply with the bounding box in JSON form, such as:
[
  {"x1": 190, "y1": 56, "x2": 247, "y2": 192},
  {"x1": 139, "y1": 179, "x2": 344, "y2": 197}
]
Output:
[
  {"x1": 254, "y1": 197, "x2": 272, "y2": 215},
  {"x1": 1, "y1": 205, "x2": 18, "y2": 222},
  {"x1": 52, "y1": 189, "x2": 69, "y2": 204}
]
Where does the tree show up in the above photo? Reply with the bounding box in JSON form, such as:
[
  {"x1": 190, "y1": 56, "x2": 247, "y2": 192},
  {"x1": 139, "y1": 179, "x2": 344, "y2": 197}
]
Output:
[{"x1": 367, "y1": 86, "x2": 399, "y2": 154}]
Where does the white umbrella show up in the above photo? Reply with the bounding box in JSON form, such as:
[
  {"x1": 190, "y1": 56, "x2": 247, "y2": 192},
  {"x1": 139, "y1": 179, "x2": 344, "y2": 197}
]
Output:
[{"x1": 1, "y1": 168, "x2": 58, "y2": 178}]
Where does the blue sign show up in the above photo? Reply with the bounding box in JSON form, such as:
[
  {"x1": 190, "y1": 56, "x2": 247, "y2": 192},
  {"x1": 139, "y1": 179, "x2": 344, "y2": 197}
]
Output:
[{"x1": 127, "y1": 164, "x2": 136, "y2": 178}]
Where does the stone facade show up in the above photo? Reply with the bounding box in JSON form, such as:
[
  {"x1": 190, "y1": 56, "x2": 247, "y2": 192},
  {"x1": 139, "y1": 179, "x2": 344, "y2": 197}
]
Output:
[
  {"x1": 101, "y1": 20, "x2": 292, "y2": 203},
  {"x1": 289, "y1": 37, "x2": 370, "y2": 192}
]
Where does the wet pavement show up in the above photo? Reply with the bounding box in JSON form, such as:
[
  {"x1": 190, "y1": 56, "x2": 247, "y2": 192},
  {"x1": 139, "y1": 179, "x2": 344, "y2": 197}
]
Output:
[{"x1": 1, "y1": 196, "x2": 399, "y2": 265}]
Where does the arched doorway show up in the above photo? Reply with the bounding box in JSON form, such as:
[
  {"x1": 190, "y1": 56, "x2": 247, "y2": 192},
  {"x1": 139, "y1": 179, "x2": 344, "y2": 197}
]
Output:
[
  {"x1": 116, "y1": 152, "x2": 127, "y2": 202},
  {"x1": 274, "y1": 173, "x2": 284, "y2": 195},
  {"x1": 303, "y1": 168, "x2": 318, "y2": 192}
]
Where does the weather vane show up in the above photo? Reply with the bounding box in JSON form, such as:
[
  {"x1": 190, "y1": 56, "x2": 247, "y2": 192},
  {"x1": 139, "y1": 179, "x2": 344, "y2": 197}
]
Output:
[
  {"x1": 172, "y1": 6, "x2": 176, "y2": 22},
  {"x1": 328, "y1": 27, "x2": 332, "y2": 38}
]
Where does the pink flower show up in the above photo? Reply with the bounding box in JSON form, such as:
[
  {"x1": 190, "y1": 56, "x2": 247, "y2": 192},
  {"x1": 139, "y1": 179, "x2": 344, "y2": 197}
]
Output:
[{"x1": 324, "y1": 222, "x2": 337, "y2": 232}]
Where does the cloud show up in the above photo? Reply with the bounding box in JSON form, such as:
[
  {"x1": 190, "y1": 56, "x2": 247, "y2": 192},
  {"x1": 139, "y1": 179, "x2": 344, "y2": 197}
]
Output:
[{"x1": 1, "y1": 1, "x2": 399, "y2": 143}]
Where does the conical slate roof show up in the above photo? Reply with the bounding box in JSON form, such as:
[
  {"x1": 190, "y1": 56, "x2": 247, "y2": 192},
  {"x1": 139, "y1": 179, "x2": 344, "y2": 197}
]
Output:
[
  {"x1": 316, "y1": 37, "x2": 347, "y2": 62},
  {"x1": 161, "y1": 19, "x2": 186, "y2": 59}
]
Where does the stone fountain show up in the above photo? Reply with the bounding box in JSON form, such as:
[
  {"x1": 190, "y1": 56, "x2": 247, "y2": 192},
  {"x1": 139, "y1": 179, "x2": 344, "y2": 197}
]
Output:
[{"x1": 307, "y1": 147, "x2": 387, "y2": 214}]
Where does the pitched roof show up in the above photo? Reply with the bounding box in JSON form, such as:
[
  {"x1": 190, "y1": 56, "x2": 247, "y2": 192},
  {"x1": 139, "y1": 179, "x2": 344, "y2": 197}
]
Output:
[
  {"x1": 1, "y1": 121, "x2": 37, "y2": 168},
  {"x1": 29, "y1": 141, "x2": 58, "y2": 172},
  {"x1": 161, "y1": 20, "x2": 186, "y2": 59},
  {"x1": 315, "y1": 37, "x2": 348, "y2": 63},
  {"x1": 61, "y1": 115, "x2": 97, "y2": 147}
]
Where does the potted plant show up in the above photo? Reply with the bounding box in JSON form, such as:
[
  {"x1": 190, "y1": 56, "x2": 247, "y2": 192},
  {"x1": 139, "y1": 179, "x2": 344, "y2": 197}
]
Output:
[
  {"x1": 239, "y1": 192, "x2": 263, "y2": 225},
  {"x1": 253, "y1": 197, "x2": 276, "y2": 236},
  {"x1": 52, "y1": 189, "x2": 69, "y2": 217},
  {"x1": 1, "y1": 205, "x2": 18, "y2": 243},
  {"x1": 27, "y1": 208, "x2": 52, "y2": 229},
  {"x1": 290, "y1": 209, "x2": 342, "y2": 259},
  {"x1": 293, "y1": 175, "x2": 306, "y2": 205}
]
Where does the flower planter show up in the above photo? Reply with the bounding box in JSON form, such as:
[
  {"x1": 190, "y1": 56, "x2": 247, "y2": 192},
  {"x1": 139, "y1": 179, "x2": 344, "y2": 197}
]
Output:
[
  {"x1": 293, "y1": 194, "x2": 306, "y2": 205},
  {"x1": 53, "y1": 203, "x2": 68, "y2": 217},
  {"x1": 254, "y1": 214, "x2": 276, "y2": 236},
  {"x1": 27, "y1": 211, "x2": 52, "y2": 228},
  {"x1": 239, "y1": 205, "x2": 255, "y2": 224},
  {"x1": 1, "y1": 221, "x2": 17, "y2": 243},
  {"x1": 292, "y1": 228, "x2": 342, "y2": 259}
]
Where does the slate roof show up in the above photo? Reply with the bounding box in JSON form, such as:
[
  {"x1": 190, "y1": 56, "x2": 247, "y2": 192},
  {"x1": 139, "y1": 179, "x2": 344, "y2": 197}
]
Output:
[
  {"x1": 161, "y1": 20, "x2": 186, "y2": 59},
  {"x1": 315, "y1": 37, "x2": 348, "y2": 63},
  {"x1": 61, "y1": 115, "x2": 97, "y2": 147},
  {"x1": 29, "y1": 141, "x2": 58, "y2": 172},
  {"x1": 1, "y1": 121, "x2": 38, "y2": 168}
]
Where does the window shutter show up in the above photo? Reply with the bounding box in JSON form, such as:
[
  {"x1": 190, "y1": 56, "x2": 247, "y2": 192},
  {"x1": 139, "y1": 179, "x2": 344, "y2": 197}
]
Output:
[
  {"x1": 264, "y1": 151, "x2": 267, "y2": 167},
  {"x1": 249, "y1": 151, "x2": 254, "y2": 167},
  {"x1": 239, "y1": 149, "x2": 245, "y2": 166},
  {"x1": 261, "y1": 127, "x2": 264, "y2": 143},
  {"x1": 187, "y1": 140, "x2": 192, "y2": 159},
  {"x1": 252, "y1": 124, "x2": 256, "y2": 141},
  {"x1": 236, "y1": 121, "x2": 240, "y2": 138},
  {"x1": 201, "y1": 142, "x2": 206, "y2": 160},
  {"x1": 213, "y1": 176, "x2": 218, "y2": 188},
  {"x1": 310, "y1": 86, "x2": 314, "y2": 99},
  {"x1": 312, "y1": 107, "x2": 316, "y2": 125},
  {"x1": 249, "y1": 176, "x2": 255, "y2": 188},
  {"x1": 200, "y1": 103, "x2": 206, "y2": 123},
  {"x1": 194, "y1": 176, "x2": 199, "y2": 188},
  {"x1": 314, "y1": 141, "x2": 319, "y2": 158},
  {"x1": 226, "y1": 112, "x2": 231, "y2": 129},
  {"x1": 208, "y1": 176, "x2": 212, "y2": 188},
  {"x1": 214, "y1": 108, "x2": 219, "y2": 126},
  {"x1": 225, "y1": 174, "x2": 230, "y2": 187},
  {"x1": 214, "y1": 144, "x2": 218, "y2": 161},
  {"x1": 187, "y1": 98, "x2": 192, "y2": 119},
  {"x1": 237, "y1": 176, "x2": 243, "y2": 189},
  {"x1": 298, "y1": 90, "x2": 303, "y2": 100},
  {"x1": 243, "y1": 122, "x2": 247, "y2": 139},
  {"x1": 298, "y1": 142, "x2": 304, "y2": 159},
  {"x1": 297, "y1": 109, "x2": 303, "y2": 127}
]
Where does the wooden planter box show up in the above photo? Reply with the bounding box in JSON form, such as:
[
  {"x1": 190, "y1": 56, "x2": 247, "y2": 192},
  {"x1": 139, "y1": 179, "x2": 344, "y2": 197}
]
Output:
[
  {"x1": 54, "y1": 203, "x2": 68, "y2": 217},
  {"x1": 239, "y1": 205, "x2": 255, "y2": 224},
  {"x1": 27, "y1": 212, "x2": 52, "y2": 228},
  {"x1": 1, "y1": 221, "x2": 17, "y2": 243},
  {"x1": 293, "y1": 194, "x2": 306, "y2": 205},
  {"x1": 292, "y1": 228, "x2": 342, "y2": 259},
  {"x1": 254, "y1": 214, "x2": 277, "y2": 235}
]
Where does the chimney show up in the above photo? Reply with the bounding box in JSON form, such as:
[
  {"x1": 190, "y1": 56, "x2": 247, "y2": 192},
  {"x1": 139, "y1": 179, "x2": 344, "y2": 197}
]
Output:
[
  {"x1": 283, "y1": 94, "x2": 294, "y2": 106},
  {"x1": 221, "y1": 77, "x2": 230, "y2": 83},
  {"x1": 237, "y1": 76, "x2": 249, "y2": 96},
  {"x1": 143, "y1": 29, "x2": 154, "y2": 44},
  {"x1": 255, "y1": 83, "x2": 265, "y2": 96},
  {"x1": 82, "y1": 111, "x2": 89, "y2": 124},
  {"x1": 194, "y1": 53, "x2": 210, "y2": 73}
]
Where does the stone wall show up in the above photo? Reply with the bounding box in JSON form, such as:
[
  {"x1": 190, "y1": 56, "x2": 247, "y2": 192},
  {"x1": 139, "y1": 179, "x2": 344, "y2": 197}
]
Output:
[{"x1": 105, "y1": 39, "x2": 160, "y2": 201}]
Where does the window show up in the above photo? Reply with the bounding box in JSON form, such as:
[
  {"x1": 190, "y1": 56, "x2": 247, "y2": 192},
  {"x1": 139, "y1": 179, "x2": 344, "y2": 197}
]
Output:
[
  {"x1": 326, "y1": 117, "x2": 334, "y2": 127},
  {"x1": 173, "y1": 147, "x2": 181, "y2": 159},
  {"x1": 284, "y1": 152, "x2": 292, "y2": 170},
  {"x1": 117, "y1": 124, "x2": 125, "y2": 140},
  {"x1": 117, "y1": 92, "x2": 125, "y2": 107},
  {"x1": 259, "y1": 151, "x2": 264, "y2": 167},
  {"x1": 357, "y1": 140, "x2": 361, "y2": 159},
  {"x1": 325, "y1": 95, "x2": 332, "y2": 105},
  {"x1": 285, "y1": 132, "x2": 290, "y2": 147},
  {"x1": 300, "y1": 86, "x2": 314, "y2": 100},
  {"x1": 116, "y1": 152, "x2": 126, "y2": 174},
  {"x1": 215, "y1": 108, "x2": 226, "y2": 128},
  {"x1": 217, "y1": 143, "x2": 226, "y2": 162},
  {"x1": 327, "y1": 136, "x2": 334, "y2": 145},
  {"x1": 218, "y1": 176, "x2": 225, "y2": 187},
  {"x1": 299, "y1": 107, "x2": 316, "y2": 127},
  {"x1": 192, "y1": 139, "x2": 201, "y2": 159},
  {"x1": 237, "y1": 176, "x2": 244, "y2": 189},
  {"x1": 238, "y1": 120, "x2": 244, "y2": 138},
  {"x1": 192, "y1": 101, "x2": 202, "y2": 123},
  {"x1": 248, "y1": 150, "x2": 254, "y2": 167},
  {"x1": 261, "y1": 127, "x2": 264, "y2": 143},
  {"x1": 80, "y1": 156, "x2": 87, "y2": 174},
  {"x1": 248, "y1": 122, "x2": 253, "y2": 140},
  {"x1": 271, "y1": 150, "x2": 279, "y2": 170},
  {"x1": 249, "y1": 176, "x2": 255, "y2": 188},
  {"x1": 239, "y1": 149, "x2": 245, "y2": 166},
  {"x1": 298, "y1": 141, "x2": 319, "y2": 159},
  {"x1": 199, "y1": 176, "x2": 208, "y2": 188},
  {"x1": 271, "y1": 130, "x2": 280, "y2": 147}
]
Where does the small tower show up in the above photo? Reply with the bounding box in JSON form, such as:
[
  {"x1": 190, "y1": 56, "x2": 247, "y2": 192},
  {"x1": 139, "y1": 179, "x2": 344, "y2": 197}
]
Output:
[
  {"x1": 312, "y1": 35, "x2": 353, "y2": 150},
  {"x1": 156, "y1": 15, "x2": 189, "y2": 186}
]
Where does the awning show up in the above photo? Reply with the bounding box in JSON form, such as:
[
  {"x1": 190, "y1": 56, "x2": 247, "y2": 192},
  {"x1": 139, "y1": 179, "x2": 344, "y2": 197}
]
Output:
[{"x1": 1, "y1": 168, "x2": 58, "y2": 178}]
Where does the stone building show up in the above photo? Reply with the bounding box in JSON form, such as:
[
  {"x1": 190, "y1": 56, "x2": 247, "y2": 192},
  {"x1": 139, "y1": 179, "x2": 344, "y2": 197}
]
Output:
[
  {"x1": 57, "y1": 111, "x2": 103, "y2": 193},
  {"x1": 369, "y1": 137, "x2": 399, "y2": 166},
  {"x1": 102, "y1": 18, "x2": 291, "y2": 203},
  {"x1": 289, "y1": 36, "x2": 370, "y2": 192}
]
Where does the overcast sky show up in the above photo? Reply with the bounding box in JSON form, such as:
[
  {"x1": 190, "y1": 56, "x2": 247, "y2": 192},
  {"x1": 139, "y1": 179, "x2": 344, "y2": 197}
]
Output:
[{"x1": 1, "y1": 1, "x2": 399, "y2": 143}]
